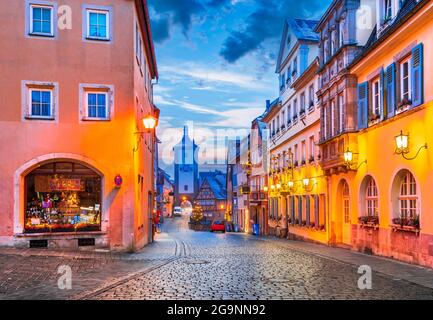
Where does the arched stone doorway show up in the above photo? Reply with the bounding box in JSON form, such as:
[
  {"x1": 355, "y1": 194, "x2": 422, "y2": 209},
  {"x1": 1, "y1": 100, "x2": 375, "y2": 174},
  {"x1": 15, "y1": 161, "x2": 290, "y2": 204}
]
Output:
[
  {"x1": 180, "y1": 199, "x2": 193, "y2": 215},
  {"x1": 22, "y1": 160, "x2": 103, "y2": 234}
]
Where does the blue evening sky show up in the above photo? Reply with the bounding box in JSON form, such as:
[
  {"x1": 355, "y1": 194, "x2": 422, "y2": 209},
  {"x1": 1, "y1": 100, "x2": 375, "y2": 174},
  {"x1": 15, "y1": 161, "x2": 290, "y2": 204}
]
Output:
[{"x1": 149, "y1": 0, "x2": 331, "y2": 174}]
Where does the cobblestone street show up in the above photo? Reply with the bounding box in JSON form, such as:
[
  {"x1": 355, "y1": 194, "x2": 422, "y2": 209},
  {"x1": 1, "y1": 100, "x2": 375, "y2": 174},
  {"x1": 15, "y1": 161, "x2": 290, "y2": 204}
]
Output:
[{"x1": 2, "y1": 216, "x2": 433, "y2": 300}]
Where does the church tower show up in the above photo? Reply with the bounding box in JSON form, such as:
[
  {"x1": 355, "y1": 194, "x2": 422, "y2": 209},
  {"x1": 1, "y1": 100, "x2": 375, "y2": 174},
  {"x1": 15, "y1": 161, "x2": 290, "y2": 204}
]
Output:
[{"x1": 173, "y1": 126, "x2": 199, "y2": 206}]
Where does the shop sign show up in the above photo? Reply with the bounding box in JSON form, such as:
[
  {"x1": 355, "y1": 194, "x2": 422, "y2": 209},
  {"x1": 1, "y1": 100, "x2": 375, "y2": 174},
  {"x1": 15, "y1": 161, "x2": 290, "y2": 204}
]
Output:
[
  {"x1": 35, "y1": 176, "x2": 84, "y2": 192},
  {"x1": 49, "y1": 178, "x2": 84, "y2": 191}
]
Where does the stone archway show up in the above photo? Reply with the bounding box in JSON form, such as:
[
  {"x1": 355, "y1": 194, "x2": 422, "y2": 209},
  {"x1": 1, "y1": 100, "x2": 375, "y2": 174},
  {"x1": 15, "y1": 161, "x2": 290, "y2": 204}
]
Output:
[
  {"x1": 13, "y1": 153, "x2": 106, "y2": 234},
  {"x1": 180, "y1": 199, "x2": 193, "y2": 215}
]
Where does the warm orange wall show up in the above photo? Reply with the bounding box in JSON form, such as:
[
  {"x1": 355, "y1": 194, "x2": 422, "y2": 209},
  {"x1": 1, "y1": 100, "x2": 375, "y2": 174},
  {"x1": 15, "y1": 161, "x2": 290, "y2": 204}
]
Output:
[
  {"x1": 346, "y1": 1, "x2": 433, "y2": 235},
  {"x1": 0, "y1": 0, "x2": 155, "y2": 249}
]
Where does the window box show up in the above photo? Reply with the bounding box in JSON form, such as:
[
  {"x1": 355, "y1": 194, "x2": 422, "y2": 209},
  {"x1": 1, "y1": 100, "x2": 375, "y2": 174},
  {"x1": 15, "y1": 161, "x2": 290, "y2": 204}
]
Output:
[
  {"x1": 309, "y1": 156, "x2": 315, "y2": 163},
  {"x1": 294, "y1": 160, "x2": 299, "y2": 167},
  {"x1": 396, "y1": 99, "x2": 412, "y2": 114},
  {"x1": 276, "y1": 128, "x2": 280, "y2": 134},
  {"x1": 287, "y1": 120, "x2": 292, "y2": 127},
  {"x1": 301, "y1": 159, "x2": 306, "y2": 166},
  {"x1": 293, "y1": 115, "x2": 298, "y2": 122},
  {"x1": 300, "y1": 108, "x2": 306, "y2": 116},
  {"x1": 358, "y1": 216, "x2": 379, "y2": 229},
  {"x1": 391, "y1": 216, "x2": 420, "y2": 229},
  {"x1": 390, "y1": 224, "x2": 420, "y2": 235},
  {"x1": 369, "y1": 113, "x2": 380, "y2": 122},
  {"x1": 281, "y1": 124, "x2": 286, "y2": 130}
]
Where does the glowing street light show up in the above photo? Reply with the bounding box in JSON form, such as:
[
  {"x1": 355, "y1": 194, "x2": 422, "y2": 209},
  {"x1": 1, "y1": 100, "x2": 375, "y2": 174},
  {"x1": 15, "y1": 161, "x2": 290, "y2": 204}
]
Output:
[
  {"x1": 394, "y1": 130, "x2": 427, "y2": 160},
  {"x1": 143, "y1": 114, "x2": 157, "y2": 130}
]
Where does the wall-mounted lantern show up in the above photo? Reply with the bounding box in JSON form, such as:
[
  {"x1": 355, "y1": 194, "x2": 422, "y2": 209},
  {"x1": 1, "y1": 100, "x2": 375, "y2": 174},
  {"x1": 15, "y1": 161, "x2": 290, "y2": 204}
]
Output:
[
  {"x1": 343, "y1": 148, "x2": 367, "y2": 170},
  {"x1": 133, "y1": 114, "x2": 158, "y2": 152},
  {"x1": 302, "y1": 178, "x2": 314, "y2": 192},
  {"x1": 143, "y1": 114, "x2": 158, "y2": 131},
  {"x1": 395, "y1": 130, "x2": 427, "y2": 160}
]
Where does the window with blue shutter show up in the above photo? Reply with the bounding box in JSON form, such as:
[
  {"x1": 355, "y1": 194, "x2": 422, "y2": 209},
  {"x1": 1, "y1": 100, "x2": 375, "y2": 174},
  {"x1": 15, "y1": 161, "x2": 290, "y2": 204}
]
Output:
[
  {"x1": 306, "y1": 196, "x2": 310, "y2": 226},
  {"x1": 357, "y1": 82, "x2": 368, "y2": 129},
  {"x1": 386, "y1": 63, "x2": 396, "y2": 117},
  {"x1": 411, "y1": 43, "x2": 423, "y2": 107},
  {"x1": 380, "y1": 69, "x2": 385, "y2": 120}
]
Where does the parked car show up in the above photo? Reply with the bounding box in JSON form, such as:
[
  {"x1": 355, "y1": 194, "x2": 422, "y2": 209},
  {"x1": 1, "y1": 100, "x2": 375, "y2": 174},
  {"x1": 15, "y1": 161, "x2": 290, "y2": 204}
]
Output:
[
  {"x1": 173, "y1": 207, "x2": 182, "y2": 217},
  {"x1": 210, "y1": 220, "x2": 226, "y2": 233}
]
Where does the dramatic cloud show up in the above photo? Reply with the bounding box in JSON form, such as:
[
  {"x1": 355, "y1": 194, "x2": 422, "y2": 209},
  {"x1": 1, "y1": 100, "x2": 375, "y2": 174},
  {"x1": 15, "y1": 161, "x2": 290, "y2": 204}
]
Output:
[
  {"x1": 151, "y1": 16, "x2": 170, "y2": 42},
  {"x1": 220, "y1": 0, "x2": 332, "y2": 63},
  {"x1": 159, "y1": 63, "x2": 273, "y2": 91},
  {"x1": 148, "y1": 0, "x2": 206, "y2": 41}
]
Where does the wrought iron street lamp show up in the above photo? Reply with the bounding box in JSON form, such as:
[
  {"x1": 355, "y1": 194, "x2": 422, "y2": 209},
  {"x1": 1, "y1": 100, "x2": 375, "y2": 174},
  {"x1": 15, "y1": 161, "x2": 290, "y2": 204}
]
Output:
[
  {"x1": 133, "y1": 114, "x2": 158, "y2": 153},
  {"x1": 395, "y1": 130, "x2": 427, "y2": 160},
  {"x1": 343, "y1": 147, "x2": 367, "y2": 170}
]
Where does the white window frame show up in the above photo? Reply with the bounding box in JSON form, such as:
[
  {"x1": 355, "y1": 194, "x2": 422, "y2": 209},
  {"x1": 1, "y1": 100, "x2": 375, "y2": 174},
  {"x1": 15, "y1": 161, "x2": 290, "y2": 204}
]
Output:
[
  {"x1": 22, "y1": 81, "x2": 58, "y2": 121},
  {"x1": 86, "y1": 9, "x2": 110, "y2": 40},
  {"x1": 301, "y1": 140, "x2": 306, "y2": 163},
  {"x1": 308, "y1": 85, "x2": 315, "y2": 110},
  {"x1": 338, "y1": 93, "x2": 345, "y2": 133},
  {"x1": 309, "y1": 136, "x2": 315, "y2": 160},
  {"x1": 300, "y1": 92, "x2": 306, "y2": 113},
  {"x1": 29, "y1": 4, "x2": 54, "y2": 36},
  {"x1": 398, "y1": 172, "x2": 417, "y2": 219},
  {"x1": 338, "y1": 20, "x2": 344, "y2": 47},
  {"x1": 331, "y1": 100, "x2": 336, "y2": 136},
  {"x1": 372, "y1": 78, "x2": 381, "y2": 116},
  {"x1": 85, "y1": 91, "x2": 109, "y2": 120},
  {"x1": 384, "y1": 0, "x2": 393, "y2": 20},
  {"x1": 400, "y1": 56, "x2": 411, "y2": 101},
  {"x1": 366, "y1": 178, "x2": 378, "y2": 217},
  {"x1": 28, "y1": 88, "x2": 54, "y2": 119},
  {"x1": 79, "y1": 84, "x2": 114, "y2": 121}
]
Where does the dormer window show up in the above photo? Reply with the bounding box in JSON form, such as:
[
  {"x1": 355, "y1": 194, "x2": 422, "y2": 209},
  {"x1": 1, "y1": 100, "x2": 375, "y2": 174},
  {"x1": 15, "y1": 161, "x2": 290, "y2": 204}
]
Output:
[{"x1": 384, "y1": 0, "x2": 393, "y2": 22}]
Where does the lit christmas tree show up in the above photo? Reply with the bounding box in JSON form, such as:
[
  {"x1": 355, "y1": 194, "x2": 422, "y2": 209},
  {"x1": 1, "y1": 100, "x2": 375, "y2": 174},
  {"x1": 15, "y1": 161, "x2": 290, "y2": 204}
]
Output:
[{"x1": 191, "y1": 202, "x2": 204, "y2": 223}]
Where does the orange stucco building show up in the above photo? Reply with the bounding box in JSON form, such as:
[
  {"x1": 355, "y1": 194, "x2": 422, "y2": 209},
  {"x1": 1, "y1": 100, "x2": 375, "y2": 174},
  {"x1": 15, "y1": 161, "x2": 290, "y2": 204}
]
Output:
[
  {"x1": 335, "y1": 0, "x2": 433, "y2": 267},
  {"x1": 0, "y1": 0, "x2": 158, "y2": 251}
]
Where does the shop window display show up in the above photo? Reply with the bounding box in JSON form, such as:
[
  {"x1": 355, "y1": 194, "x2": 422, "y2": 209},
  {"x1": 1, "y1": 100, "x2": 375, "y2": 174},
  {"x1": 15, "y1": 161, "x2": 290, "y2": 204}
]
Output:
[{"x1": 25, "y1": 162, "x2": 102, "y2": 233}]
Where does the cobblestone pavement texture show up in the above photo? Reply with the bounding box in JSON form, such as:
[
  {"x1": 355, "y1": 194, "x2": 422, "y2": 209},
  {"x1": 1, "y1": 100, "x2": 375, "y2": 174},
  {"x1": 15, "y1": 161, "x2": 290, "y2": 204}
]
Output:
[
  {"x1": 0, "y1": 232, "x2": 176, "y2": 300},
  {"x1": 2, "y1": 216, "x2": 433, "y2": 300},
  {"x1": 93, "y1": 217, "x2": 433, "y2": 300}
]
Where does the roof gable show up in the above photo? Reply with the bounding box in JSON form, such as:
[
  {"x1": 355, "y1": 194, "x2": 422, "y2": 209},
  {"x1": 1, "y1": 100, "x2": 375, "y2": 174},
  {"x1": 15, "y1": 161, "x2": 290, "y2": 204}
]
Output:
[{"x1": 276, "y1": 18, "x2": 319, "y2": 73}]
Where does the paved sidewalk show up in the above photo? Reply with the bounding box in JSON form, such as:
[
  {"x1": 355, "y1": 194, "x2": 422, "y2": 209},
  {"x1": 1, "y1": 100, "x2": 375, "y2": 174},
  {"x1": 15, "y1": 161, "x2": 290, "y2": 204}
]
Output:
[
  {"x1": 0, "y1": 232, "x2": 177, "y2": 300},
  {"x1": 242, "y1": 233, "x2": 433, "y2": 290}
]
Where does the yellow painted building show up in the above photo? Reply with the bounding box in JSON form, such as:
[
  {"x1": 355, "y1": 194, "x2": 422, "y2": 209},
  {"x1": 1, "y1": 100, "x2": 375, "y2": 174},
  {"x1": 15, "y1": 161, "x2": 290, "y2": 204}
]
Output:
[
  {"x1": 263, "y1": 18, "x2": 328, "y2": 244},
  {"x1": 335, "y1": 0, "x2": 433, "y2": 267}
]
